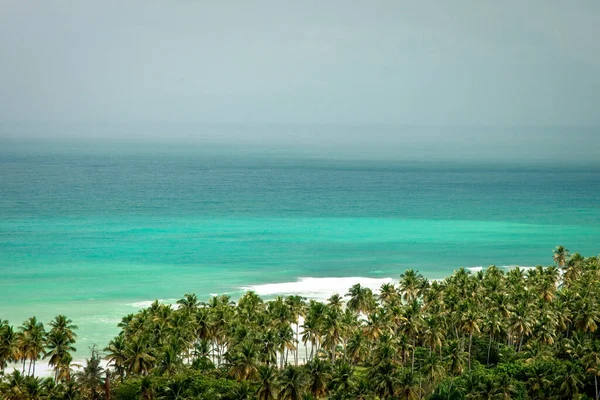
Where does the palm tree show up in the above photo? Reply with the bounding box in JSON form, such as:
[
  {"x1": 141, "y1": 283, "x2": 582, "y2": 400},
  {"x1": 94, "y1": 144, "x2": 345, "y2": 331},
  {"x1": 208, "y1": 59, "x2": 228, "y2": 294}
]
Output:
[
  {"x1": 583, "y1": 342, "x2": 600, "y2": 400},
  {"x1": 553, "y1": 245, "x2": 570, "y2": 269},
  {"x1": 353, "y1": 378, "x2": 376, "y2": 400},
  {"x1": 124, "y1": 336, "x2": 156, "y2": 376},
  {"x1": 0, "y1": 324, "x2": 19, "y2": 372},
  {"x1": 399, "y1": 269, "x2": 425, "y2": 302},
  {"x1": 278, "y1": 365, "x2": 307, "y2": 400},
  {"x1": 48, "y1": 315, "x2": 78, "y2": 342},
  {"x1": 176, "y1": 293, "x2": 200, "y2": 315},
  {"x1": 75, "y1": 347, "x2": 105, "y2": 400},
  {"x1": 369, "y1": 361, "x2": 398, "y2": 399},
  {"x1": 18, "y1": 317, "x2": 46, "y2": 376},
  {"x1": 460, "y1": 307, "x2": 482, "y2": 370},
  {"x1": 396, "y1": 369, "x2": 421, "y2": 400},
  {"x1": 446, "y1": 341, "x2": 468, "y2": 376},
  {"x1": 22, "y1": 375, "x2": 45, "y2": 400},
  {"x1": 257, "y1": 365, "x2": 278, "y2": 400},
  {"x1": 378, "y1": 282, "x2": 399, "y2": 306},
  {"x1": 420, "y1": 353, "x2": 446, "y2": 390},
  {"x1": 327, "y1": 294, "x2": 344, "y2": 312},
  {"x1": 322, "y1": 308, "x2": 343, "y2": 363},
  {"x1": 573, "y1": 298, "x2": 599, "y2": 333},
  {"x1": 492, "y1": 373, "x2": 517, "y2": 400},
  {"x1": 305, "y1": 357, "x2": 330, "y2": 398},
  {"x1": 329, "y1": 360, "x2": 355, "y2": 395},
  {"x1": 3, "y1": 370, "x2": 27, "y2": 400},
  {"x1": 138, "y1": 375, "x2": 155, "y2": 400},
  {"x1": 509, "y1": 304, "x2": 533, "y2": 352},
  {"x1": 398, "y1": 299, "x2": 422, "y2": 372},
  {"x1": 482, "y1": 313, "x2": 502, "y2": 365},
  {"x1": 422, "y1": 316, "x2": 445, "y2": 356},
  {"x1": 285, "y1": 295, "x2": 306, "y2": 366},
  {"x1": 156, "y1": 343, "x2": 184, "y2": 376},
  {"x1": 556, "y1": 363, "x2": 585, "y2": 399},
  {"x1": 227, "y1": 341, "x2": 260, "y2": 381},
  {"x1": 43, "y1": 329, "x2": 76, "y2": 381},
  {"x1": 346, "y1": 284, "x2": 375, "y2": 314},
  {"x1": 104, "y1": 333, "x2": 127, "y2": 381},
  {"x1": 346, "y1": 330, "x2": 368, "y2": 365},
  {"x1": 526, "y1": 362, "x2": 552, "y2": 399}
]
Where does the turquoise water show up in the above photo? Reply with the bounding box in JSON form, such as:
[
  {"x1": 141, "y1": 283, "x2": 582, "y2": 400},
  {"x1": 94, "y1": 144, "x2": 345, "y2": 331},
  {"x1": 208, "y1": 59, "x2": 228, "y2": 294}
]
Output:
[{"x1": 1, "y1": 145, "x2": 600, "y2": 354}]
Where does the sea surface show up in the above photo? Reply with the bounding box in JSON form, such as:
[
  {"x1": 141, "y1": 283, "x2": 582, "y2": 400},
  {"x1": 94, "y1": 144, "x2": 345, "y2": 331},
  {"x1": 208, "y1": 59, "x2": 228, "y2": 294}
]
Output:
[{"x1": 1, "y1": 142, "x2": 600, "y2": 355}]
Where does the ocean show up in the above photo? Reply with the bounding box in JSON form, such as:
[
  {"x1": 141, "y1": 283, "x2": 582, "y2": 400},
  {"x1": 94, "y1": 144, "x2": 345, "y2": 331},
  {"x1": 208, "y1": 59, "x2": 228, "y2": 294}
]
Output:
[{"x1": 1, "y1": 143, "x2": 600, "y2": 355}]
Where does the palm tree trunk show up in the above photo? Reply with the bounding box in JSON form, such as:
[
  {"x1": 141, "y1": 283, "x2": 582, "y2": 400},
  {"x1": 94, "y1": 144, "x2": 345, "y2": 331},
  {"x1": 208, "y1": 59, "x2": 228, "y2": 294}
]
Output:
[
  {"x1": 518, "y1": 333, "x2": 524, "y2": 352},
  {"x1": 305, "y1": 341, "x2": 308, "y2": 361},
  {"x1": 468, "y1": 334, "x2": 473, "y2": 371},
  {"x1": 331, "y1": 343, "x2": 335, "y2": 363},
  {"x1": 295, "y1": 323, "x2": 299, "y2": 366},
  {"x1": 412, "y1": 338, "x2": 416, "y2": 373},
  {"x1": 595, "y1": 375, "x2": 598, "y2": 400},
  {"x1": 487, "y1": 333, "x2": 493, "y2": 366},
  {"x1": 285, "y1": 349, "x2": 289, "y2": 365}
]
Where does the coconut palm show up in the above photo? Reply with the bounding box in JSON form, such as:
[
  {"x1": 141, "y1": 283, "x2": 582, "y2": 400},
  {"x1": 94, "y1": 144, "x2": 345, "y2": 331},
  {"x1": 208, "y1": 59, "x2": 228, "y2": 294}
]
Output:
[
  {"x1": 48, "y1": 315, "x2": 78, "y2": 342},
  {"x1": 553, "y1": 245, "x2": 570, "y2": 268},
  {"x1": 257, "y1": 365, "x2": 278, "y2": 400},
  {"x1": 305, "y1": 357, "x2": 330, "y2": 398},
  {"x1": 278, "y1": 365, "x2": 307, "y2": 400},
  {"x1": 327, "y1": 295, "x2": 344, "y2": 312},
  {"x1": 2, "y1": 370, "x2": 27, "y2": 400},
  {"x1": 329, "y1": 360, "x2": 355, "y2": 395},
  {"x1": 285, "y1": 295, "x2": 306, "y2": 366},
  {"x1": 75, "y1": 347, "x2": 105, "y2": 400},
  {"x1": 573, "y1": 298, "x2": 599, "y2": 333},
  {"x1": 346, "y1": 330, "x2": 368, "y2": 365},
  {"x1": 18, "y1": 317, "x2": 46, "y2": 376},
  {"x1": 399, "y1": 269, "x2": 426, "y2": 302},
  {"x1": 446, "y1": 341, "x2": 468, "y2": 376},
  {"x1": 369, "y1": 361, "x2": 398, "y2": 399},
  {"x1": 227, "y1": 341, "x2": 260, "y2": 381},
  {"x1": 555, "y1": 363, "x2": 585, "y2": 399},
  {"x1": 378, "y1": 282, "x2": 399, "y2": 306},
  {"x1": 420, "y1": 352, "x2": 446, "y2": 389},
  {"x1": 396, "y1": 369, "x2": 421, "y2": 400},
  {"x1": 346, "y1": 284, "x2": 375, "y2": 314},
  {"x1": 124, "y1": 336, "x2": 156, "y2": 376},
  {"x1": 0, "y1": 324, "x2": 19, "y2": 372},
  {"x1": 43, "y1": 329, "x2": 76, "y2": 381},
  {"x1": 460, "y1": 307, "x2": 482, "y2": 370},
  {"x1": 322, "y1": 308, "x2": 343, "y2": 363},
  {"x1": 104, "y1": 333, "x2": 128, "y2": 381},
  {"x1": 176, "y1": 293, "x2": 200, "y2": 315},
  {"x1": 422, "y1": 316, "x2": 445, "y2": 356}
]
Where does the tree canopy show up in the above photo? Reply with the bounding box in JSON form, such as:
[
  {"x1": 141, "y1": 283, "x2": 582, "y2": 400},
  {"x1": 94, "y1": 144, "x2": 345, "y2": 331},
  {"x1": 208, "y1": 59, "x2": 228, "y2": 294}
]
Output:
[{"x1": 2, "y1": 247, "x2": 600, "y2": 399}]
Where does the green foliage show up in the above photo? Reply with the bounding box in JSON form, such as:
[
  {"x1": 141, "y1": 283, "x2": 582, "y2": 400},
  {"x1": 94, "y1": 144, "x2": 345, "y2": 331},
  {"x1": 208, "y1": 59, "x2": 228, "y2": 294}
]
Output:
[{"x1": 2, "y1": 248, "x2": 600, "y2": 400}]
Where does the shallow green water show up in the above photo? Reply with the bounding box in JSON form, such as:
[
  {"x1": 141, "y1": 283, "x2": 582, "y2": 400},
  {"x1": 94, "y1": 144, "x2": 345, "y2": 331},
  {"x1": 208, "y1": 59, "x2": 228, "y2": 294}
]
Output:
[{"x1": 1, "y1": 145, "x2": 599, "y2": 354}]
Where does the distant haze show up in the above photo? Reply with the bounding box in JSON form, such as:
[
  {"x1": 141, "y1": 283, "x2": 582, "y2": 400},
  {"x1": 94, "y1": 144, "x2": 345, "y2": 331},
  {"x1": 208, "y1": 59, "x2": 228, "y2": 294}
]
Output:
[{"x1": 0, "y1": 1, "x2": 599, "y2": 163}]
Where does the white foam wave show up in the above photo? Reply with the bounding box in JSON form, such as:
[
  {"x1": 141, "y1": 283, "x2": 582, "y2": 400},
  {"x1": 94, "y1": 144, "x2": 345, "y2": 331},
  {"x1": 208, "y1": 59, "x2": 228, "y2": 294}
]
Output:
[
  {"x1": 500, "y1": 265, "x2": 535, "y2": 271},
  {"x1": 130, "y1": 299, "x2": 180, "y2": 308},
  {"x1": 6, "y1": 359, "x2": 111, "y2": 378},
  {"x1": 467, "y1": 266, "x2": 483, "y2": 273},
  {"x1": 241, "y1": 276, "x2": 393, "y2": 301}
]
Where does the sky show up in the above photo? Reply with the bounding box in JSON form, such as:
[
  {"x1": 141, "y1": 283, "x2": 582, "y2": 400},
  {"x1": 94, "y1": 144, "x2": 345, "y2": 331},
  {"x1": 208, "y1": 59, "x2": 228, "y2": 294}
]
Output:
[{"x1": 0, "y1": 1, "x2": 599, "y2": 162}]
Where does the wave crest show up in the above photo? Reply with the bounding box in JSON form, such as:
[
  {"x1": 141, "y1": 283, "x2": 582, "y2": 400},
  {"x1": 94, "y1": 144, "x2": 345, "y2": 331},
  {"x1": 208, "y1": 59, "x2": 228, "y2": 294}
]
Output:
[{"x1": 241, "y1": 276, "x2": 393, "y2": 301}]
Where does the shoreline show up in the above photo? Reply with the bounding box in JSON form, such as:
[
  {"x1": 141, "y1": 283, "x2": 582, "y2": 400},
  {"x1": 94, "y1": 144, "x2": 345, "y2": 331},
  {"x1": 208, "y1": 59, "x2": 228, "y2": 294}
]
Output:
[{"x1": 3, "y1": 266, "x2": 537, "y2": 378}]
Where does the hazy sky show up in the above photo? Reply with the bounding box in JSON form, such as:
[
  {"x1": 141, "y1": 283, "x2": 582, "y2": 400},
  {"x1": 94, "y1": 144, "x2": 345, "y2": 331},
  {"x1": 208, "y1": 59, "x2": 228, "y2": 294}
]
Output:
[{"x1": 1, "y1": 0, "x2": 599, "y2": 127}]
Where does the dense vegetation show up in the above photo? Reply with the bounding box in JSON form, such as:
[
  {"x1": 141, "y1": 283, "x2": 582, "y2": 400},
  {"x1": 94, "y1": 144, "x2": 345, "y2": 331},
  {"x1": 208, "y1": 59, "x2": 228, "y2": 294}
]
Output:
[{"x1": 2, "y1": 246, "x2": 600, "y2": 399}]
